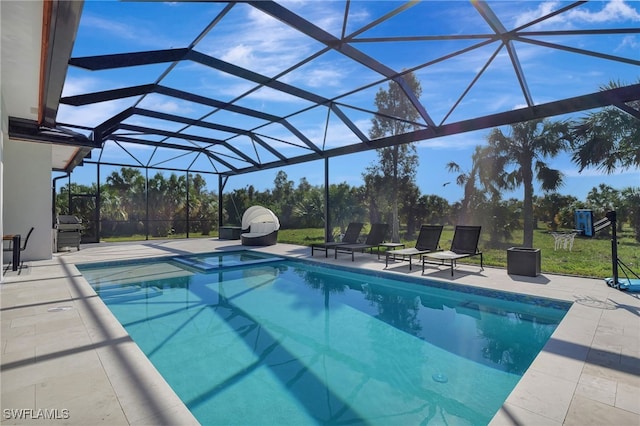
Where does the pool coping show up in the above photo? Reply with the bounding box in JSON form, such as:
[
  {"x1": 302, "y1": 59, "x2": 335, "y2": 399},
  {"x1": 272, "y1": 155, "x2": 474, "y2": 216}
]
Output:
[{"x1": 2, "y1": 239, "x2": 638, "y2": 425}]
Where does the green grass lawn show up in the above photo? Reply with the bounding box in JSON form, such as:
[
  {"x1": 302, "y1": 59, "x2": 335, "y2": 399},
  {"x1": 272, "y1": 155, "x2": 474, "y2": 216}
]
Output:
[
  {"x1": 100, "y1": 225, "x2": 639, "y2": 279},
  {"x1": 278, "y1": 226, "x2": 640, "y2": 279}
]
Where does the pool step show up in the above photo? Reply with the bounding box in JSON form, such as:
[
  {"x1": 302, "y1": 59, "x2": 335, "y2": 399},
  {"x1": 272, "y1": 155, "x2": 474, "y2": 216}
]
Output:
[
  {"x1": 172, "y1": 255, "x2": 284, "y2": 273},
  {"x1": 99, "y1": 285, "x2": 163, "y2": 303}
]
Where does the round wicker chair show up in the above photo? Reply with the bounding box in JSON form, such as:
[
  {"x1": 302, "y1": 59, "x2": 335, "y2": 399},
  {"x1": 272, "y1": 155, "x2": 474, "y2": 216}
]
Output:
[{"x1": 240, "y1": 206, "x2": 280, "y2": 246}]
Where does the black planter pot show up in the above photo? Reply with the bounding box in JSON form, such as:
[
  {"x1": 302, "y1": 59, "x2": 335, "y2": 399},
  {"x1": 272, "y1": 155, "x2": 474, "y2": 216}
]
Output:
[{"x1": 507, "y1": 247, "x2": 541, "y2": 277}]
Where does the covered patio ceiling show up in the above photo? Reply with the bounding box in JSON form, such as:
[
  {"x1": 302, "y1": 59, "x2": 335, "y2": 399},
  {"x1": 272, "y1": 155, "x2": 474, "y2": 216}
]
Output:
[{"x1": 9, "y1": 0, "x2": 640, "y2": 176}]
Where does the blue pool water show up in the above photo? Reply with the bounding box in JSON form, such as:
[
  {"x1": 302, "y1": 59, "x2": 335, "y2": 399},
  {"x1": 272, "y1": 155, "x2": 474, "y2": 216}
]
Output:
[{"x1": 78, "y1": 251, "x2": 571, "y2": 425}]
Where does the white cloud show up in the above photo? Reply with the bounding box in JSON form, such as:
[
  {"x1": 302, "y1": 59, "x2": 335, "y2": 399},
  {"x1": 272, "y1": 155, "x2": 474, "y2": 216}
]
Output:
[
  {"x1": 80, "y1": 15, "x2": 140, "y2": 41},
  {"x1": 514, "y1": 1, "x2": 565, "y2": 29},
  {"x1": 207, "y1": 2, "x2": 356, "y2": 92},
  {"x1": 567, "y1": 0, "x2": 640, "y2": 23},
  {"x1": 79, "y1": 12, "x2": 182, "y2": 49},
  {"x1": 514, "y1": 0, "x2": 640, "y2": 29},
  {"x1": 279, "y1": 0, "x2": 347, "y2": 35},
  {"x1": 418, "y1": 132, "x2": 483, "y2": 151},
  {"x1": 211, "y1": 6, "x2": 312, "y2": 76},
  {"x1": 57, "y1": 102, "x2": 128, "y2": 128},
  {"x1": 61, "y1": 76, "x2": 102, "y2": 97},
  {"x1": 514, "y1": 0, "x2": 640, "y2": 30},
  {"x1": 247, "y1": 114, "x2": 367, "y2": 152},
  {"x1": 617, "y1": 35, "x2": 640, "y2": 51},
  {"x1": 299, "y1": 68, "x2": 343, "y2": 89},
  {"x1": 221, "y1": 44, "x2": 257, "y2": 70},
  {"x1": 152, "y1": 100, "x2": 183, "y2": 114}
]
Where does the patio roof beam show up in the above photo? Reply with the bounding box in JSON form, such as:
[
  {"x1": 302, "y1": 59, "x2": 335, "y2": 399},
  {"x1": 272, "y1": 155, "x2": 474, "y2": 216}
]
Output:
[
  {"x1": 60, "y1": 84, "x2": 154, "y2": 106},
  {"x1": 352, "y1": 34, "x2": 496, "y2": 42},
  {"x1": 222, "y1": 83, "x2": 640, "y2": 176},
  {"x1": 132, "y1": 108, "x2": 251, "y2": 138},
  {"x1": 61, "y1": 84, "x2": 323, "y2": 153},
  {"x1": 117, "y1": 123, "x2": 260, "y2": 167},
  {"x1": 69, "y1": 48, "x2": 190, "y2": 70},
  {"x1": 60, "y1": 84, "x2": 281, "y2": 122},
  {"x1": 615, "y1": 103, "x2": 640, "y2": 120},
  {"x1": 514, "y1": 36, "x2": 640, "y2": 67},
  {"x1": 95, "y1": 107, "x2": 135, "y2": 141},
  {"x1": 112, "y1": 135, "x2": 238, "y2": 172},
  {"x1": 473, "y1": 0, "x2": 533, "y2": 107},
  {"x1": 433, "y1": 83, "x2": 640, "y2": 136},
  {"x1": 248, "y1": 0, "x2": 438, "y2": 133},
  {"x1": 186, "y1": 50, "x2": 329, "y2": 105},
  {"x1": 84, "y1": 158, "x2": 218, "y2": 176},
  {"x1": 132, "y1": 107, "x2": 290, "y2": 161},
  {"x1": 512, "y1": 1, "x2": 587, "y2": 32},
  {"x1": 251, "y1": 134, "x2": 289, "y2": 162},
  {"x1": 345, "y1": 0, "x2": 418, "y2": 40},
  {"x1": 329, "y1": 104, "x2": 369, "y2": 144},
  {"x1": 520, "y1": 28, "x2": 640, "y2": 37},
  {"x1": 71, "y1": 48, "x2": 332, "y2": 106},
  {"x1": 280, "y1": 120, "x2": 322, "y2": 154}
]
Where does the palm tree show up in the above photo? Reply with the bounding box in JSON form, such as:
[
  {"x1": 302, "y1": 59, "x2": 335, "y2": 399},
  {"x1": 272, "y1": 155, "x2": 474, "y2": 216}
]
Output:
[
  {"x1": 486, "y1": 119, "x2": 572, "y2": 248},
  {"x1": 571, "y1": 80, "x2": 640, "y2": 173},
  {"x1": 329, "y1": 182, "x2": 366, "y2": 234},
  {"x1": 293, "y1": 188, "x2": 324, "y2": 228},
  {"x1": 446, "y1": 145, "x2": 499, "y2": 225},
  {"x1": 105, "y1": 167, "x2": 146, "y2": 224}
]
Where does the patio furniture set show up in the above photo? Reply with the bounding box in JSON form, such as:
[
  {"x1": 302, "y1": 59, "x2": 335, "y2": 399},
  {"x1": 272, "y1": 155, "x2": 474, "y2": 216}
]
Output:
[{"x1": 312, "y1": 222, "x2": 484, "y2": 276}]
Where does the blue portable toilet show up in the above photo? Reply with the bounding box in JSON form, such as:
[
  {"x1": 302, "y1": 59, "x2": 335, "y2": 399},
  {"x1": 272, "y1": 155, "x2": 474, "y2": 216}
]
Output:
[{"x1": 575, "y1": 209, "x2": 594, "y2": 237}]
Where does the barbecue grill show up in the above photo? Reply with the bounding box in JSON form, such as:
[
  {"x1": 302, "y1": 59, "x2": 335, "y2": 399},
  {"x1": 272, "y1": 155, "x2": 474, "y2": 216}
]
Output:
[{"x1": 55, "y1": 215, "x2": 83, "y2": 251}]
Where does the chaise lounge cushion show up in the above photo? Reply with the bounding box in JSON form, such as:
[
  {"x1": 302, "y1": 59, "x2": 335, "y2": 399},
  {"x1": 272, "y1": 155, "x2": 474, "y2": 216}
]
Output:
[
  {"x1": 422, "y1": 225, "x2": 483, "y2": 276},
  {"x1": 250, "y1": 222, "x2": 275, "y2": 234}
]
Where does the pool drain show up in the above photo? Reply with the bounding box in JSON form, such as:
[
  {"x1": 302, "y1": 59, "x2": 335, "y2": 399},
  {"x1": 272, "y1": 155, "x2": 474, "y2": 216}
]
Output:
[
  {"x1": 47, "y1": 306, "x2": 73, "y2": 312},
  {"x1": 432, "y1": 373, "x2": 448, "y2": 383}
]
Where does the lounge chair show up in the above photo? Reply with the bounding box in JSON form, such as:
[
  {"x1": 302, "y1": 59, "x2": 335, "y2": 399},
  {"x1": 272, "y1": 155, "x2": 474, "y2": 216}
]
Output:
[
  {"x1": 422, "y1": 225, "x2": 483, "y2": 276},
  {"x1": 311, "y1": 222, "x2": 363, "y2": 257},
  {"x1": 240, "y1": 206, "x2": 280, "y2": 246},
  {"x1": 385, "y1": 225, "x2": 443, "y2": 270},
  {"x1": 334, "y1": 223, "x2": 389, "y2": 261}
]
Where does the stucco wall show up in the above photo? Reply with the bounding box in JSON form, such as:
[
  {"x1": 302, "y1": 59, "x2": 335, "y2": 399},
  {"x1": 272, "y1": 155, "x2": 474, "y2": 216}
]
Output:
[
  {"x1": 2, "y1": 136, "x2": 53, "y2": 262},
  {"x1": 1, "y1": 92, "x2": 5, "y2": 272}
]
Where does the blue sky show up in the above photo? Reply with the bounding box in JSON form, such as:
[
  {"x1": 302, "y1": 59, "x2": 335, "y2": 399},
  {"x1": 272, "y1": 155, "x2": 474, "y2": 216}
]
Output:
[{"x1": 58, "y1": 1, "x2": 640, "y2": 203}]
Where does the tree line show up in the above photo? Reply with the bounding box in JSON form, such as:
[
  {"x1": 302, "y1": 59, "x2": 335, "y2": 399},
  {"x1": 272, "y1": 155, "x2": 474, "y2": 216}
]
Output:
[
  {"x1": 57, "y1": 166, "x2": 638, "y2": 246},
  {"x1": 225, "y1": 172, "x2": 639, "y2": 245},
  {"x1": 362, "y1": 75, "x2": 638, "y2": 247},
  {"x1": 56, "y1": 76, "x2": 639, "y2": 245}
]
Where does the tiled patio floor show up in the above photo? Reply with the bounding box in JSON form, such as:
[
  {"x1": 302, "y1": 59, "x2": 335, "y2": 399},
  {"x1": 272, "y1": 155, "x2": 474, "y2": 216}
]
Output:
[{"x1": 1, "y1": 239, "x2": 638, "y2": 425}]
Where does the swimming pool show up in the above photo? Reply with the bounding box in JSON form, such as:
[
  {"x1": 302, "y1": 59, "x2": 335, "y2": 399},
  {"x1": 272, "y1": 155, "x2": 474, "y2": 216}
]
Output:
[{"x1": 78, "y1": 251, "x2": 571, "y2": 425}]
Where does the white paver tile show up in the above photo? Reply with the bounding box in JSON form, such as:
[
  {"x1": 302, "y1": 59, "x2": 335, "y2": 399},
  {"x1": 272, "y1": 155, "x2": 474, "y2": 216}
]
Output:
[
  {"x1": 616, "y1": 382, "x2": 640, "y2": 415},
  {"x1": 490, "y1": 402, "x2": 562, "y2": 426},
  {"x1": 575, "y1": 373, "x2": 617, "y2": 406},
  {"x1": 564, "y1": 394, "x2": 640, "y2": 426},
  {"x1": 502, "y1": 369, "x2": 576, "y2": 423}
]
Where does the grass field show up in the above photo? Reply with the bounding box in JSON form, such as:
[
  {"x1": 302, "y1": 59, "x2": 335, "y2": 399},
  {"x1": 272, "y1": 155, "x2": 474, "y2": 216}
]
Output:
[
  {"x1": 277, "y1": 226, "x2": 640, "y2": 279},
  {"x1": 101, "y1": 225, "x2": 639, "y2": 279}
]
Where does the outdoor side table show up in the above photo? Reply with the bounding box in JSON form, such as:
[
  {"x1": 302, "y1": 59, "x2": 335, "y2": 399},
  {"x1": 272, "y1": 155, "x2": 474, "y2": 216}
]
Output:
[{"x1": 219, "y1": 226, "x2": 242, "y2": 240}]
